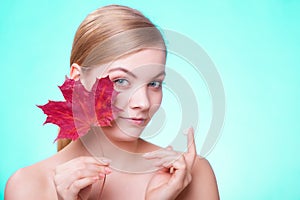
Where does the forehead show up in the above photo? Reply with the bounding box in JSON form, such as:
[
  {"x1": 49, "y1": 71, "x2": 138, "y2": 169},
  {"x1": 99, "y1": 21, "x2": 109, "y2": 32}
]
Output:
[
  {"x1": 111, "y1": 48, "x2": 166, "y2": 69},
  {"x1": 89, "y1": 49, "x2": 166, "y2": 78}
]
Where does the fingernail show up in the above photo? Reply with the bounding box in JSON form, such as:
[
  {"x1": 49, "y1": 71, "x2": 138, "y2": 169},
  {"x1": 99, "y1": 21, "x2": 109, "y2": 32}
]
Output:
[
  {"x1": 143, "y1": 153, "x2": 154, "y2": 158},
  {"x1": 100, "y1": 158, "x2": 112, "y2": 164},
  {"x1": 105, "y1": 167, "x2": 112, "y2": 173},
  {"x1": 169, "y1": 167, "x2": 175, "y2": 174},
  {"x1": 143, "y1": 153, "x2": 150, "y2": 157},
  {"x1": 166, "y1": 146, "x2": 173, "y2": 150},
  {"x1": 99, "y1": 173, "x2": 106, "y2": 178},
  {"x1": 183, "y1": 128, "x2": 189, "y2": 135}
]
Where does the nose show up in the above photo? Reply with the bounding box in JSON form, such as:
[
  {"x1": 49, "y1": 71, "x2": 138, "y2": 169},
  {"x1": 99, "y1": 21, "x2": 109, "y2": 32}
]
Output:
[{"x1": 129, "y1": 85, "x2": 150, "y2": 111}]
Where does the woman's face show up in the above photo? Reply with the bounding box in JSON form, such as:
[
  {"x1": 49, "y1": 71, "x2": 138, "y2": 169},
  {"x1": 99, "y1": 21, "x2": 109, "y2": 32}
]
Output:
[{"x1": 75, "y1": 49, "x2": 166, "y2": 141}]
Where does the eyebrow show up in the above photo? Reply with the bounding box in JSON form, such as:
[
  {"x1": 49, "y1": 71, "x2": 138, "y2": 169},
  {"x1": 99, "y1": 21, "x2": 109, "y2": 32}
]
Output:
[
  {"x1": 108, "y1": 67, "x2": 165, "y2": 79},
  {"x1": 108, "y1": 67, "x2": 137, "y2": 78},
  {"x1": 153, "y1": 71, "x2": 166, "y2": 79}
]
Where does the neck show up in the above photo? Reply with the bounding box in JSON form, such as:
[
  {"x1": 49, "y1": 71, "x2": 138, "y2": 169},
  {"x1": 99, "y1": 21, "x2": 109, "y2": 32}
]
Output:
[
  {"x1": 78, "y1": 127, "x2": 157, "y2": 173},
  {"x1": 100, "y1": 124, "x2": 144, "y2": 153},
  {"x1": 102, "y1": 132, "x2": 141, "y2": 153}
]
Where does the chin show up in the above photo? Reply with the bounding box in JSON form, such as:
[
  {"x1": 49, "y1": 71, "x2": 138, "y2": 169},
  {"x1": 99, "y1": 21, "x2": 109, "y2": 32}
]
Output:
[
  {"x1": 115, "y1": 134, "x2": 141, "y2": 142},
  {"x1": 102, "y1": 120, "x2": 146, "y2": 142},
  {"x1": 115, "y1": 126, "x2": 145, "y2": 141}
]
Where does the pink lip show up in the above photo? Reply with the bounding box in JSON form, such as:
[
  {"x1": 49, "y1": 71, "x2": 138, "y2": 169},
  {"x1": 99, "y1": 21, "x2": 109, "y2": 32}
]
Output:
[{"x1": 120, "y1": 117, "x2": 146, "y2": 126}]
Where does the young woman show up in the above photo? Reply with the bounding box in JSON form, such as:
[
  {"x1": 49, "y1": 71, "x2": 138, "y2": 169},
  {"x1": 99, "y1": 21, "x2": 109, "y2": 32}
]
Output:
[{"x1": 5, "y1": 5, "x2": 219, "y2": 200}]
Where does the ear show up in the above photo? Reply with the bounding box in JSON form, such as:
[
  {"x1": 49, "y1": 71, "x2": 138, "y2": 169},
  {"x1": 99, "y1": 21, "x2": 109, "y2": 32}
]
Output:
[{"x1": 70, "y1": 63, "x2": 81, "y2": 80}]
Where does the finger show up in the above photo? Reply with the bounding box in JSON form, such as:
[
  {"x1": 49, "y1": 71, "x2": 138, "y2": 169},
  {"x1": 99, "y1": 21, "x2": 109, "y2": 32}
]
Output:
[
  {"x1": 69, "y1": 166, "x2": 111, "y2": 179},
  {"x1": 55, "y1": 162, "x2": 110, "y2": 181},
  {"x1": 173, "y1": 158, "x2": 192, "y2": 187},
  {"x1": 143, "y1": 148, "x2": 178, "y2": 159},
  {"x1": 184, "y1": 127, "x2": 197, "y2": 170},
  {"x1": 153, "y1": 156, "x2": 176, "y2": 168},
  {"x1": 152, "y1": 153, "x2": 183, "y2": 168},
  {"x1": 69, "y1": 176, "x2": 99, "y2": 197},
  {"x1": 55, "y1": 165, "x2": 111, "y2": 190},
  {"x1": 168, "y1": 156, "x2": 188, "y2": 186},
  {"x1": 93, "y1": 157, "x2": 112, "y2": 165},
  {"x1": 187, "y1": 127, "x2": 196, "y2": 155},
  {"x1": 56, "y1": 156, "x2": 111, "y2": 173},
  {"x1": 166, "y1": 146, "x2": 173, "y2": 150},
  {"x1": 159, "y1": 154, "x2": 186, "y2": 173}
]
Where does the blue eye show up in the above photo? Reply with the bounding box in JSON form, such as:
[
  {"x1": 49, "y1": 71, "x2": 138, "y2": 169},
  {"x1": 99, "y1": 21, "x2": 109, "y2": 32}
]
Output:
[
  {"x1": 114, "y1": 79, "x2": 129, "y2": 87},
  {"x1": 148, "y1": 81, "x2": 162, "y2": 88}
]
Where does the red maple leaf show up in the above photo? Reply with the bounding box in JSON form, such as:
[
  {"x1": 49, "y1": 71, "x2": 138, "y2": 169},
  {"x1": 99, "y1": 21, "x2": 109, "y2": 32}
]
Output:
[{"x1": 37, "y1": 76, "x2": 117, "y2": 141}]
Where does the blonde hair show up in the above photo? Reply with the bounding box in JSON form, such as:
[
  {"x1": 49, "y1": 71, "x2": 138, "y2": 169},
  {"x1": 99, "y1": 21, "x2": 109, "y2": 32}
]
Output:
[{"x1": 57, "y1": 4, "x2": 166, "y2": 151}]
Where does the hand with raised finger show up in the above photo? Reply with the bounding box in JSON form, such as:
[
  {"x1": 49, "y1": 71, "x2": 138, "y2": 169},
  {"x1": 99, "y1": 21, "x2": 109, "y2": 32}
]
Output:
[
  {"x1": 53, "y1": 156, "x2": 112, "y2": 200},
  {"x1": 144, "y1": 127, "x2": 197, "y2": 200}
]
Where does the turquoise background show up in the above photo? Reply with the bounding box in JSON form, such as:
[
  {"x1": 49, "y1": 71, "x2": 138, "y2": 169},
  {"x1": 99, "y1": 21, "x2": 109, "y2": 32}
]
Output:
[{"x1": 1, "y1": 0, "x2": 299, "y2": 199}]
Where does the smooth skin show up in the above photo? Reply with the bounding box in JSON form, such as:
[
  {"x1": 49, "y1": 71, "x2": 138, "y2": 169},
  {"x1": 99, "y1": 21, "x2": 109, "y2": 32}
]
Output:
[{"x1": 5, "y1": 49, "x2": 219, "y2": 200}]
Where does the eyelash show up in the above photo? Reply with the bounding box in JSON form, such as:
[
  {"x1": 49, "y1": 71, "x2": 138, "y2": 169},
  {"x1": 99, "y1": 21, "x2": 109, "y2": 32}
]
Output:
[
  {"x1": 148, "y1": 81, "x2": 162, "y2": 88},
  {"x1": 113, "y1": 78, "x2": 129, "y2": 87},
  {"x1": 114, "y1": 78, "x2": 128, "y2": 84},
  {"x1": 113, "y1": 78, "x2": 163, "y2": 89}
]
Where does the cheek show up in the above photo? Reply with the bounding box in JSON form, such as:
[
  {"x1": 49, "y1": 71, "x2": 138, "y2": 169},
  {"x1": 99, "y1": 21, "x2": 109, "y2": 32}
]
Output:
[
  {"x1": 151, "y1": 89, "x2": 163, "y2": 102},
  {"x1": 112, "y1": 90, "x2": 163, "y2": 110},
  {"x1": 149, "y1": 90, "x2": 163, "y2": 112},
  {"x1": 112, "y1": 90, "x2": 130, "y2": 109}
]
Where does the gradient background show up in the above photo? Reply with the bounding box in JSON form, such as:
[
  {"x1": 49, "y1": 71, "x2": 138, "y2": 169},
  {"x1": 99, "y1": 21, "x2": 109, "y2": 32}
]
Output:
[{"x1": 1, "y1": 0, "x2": 299, "y2": 199}]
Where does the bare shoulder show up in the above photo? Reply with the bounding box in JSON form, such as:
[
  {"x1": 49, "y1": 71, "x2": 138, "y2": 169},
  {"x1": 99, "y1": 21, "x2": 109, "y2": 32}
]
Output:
[
  {"x1": 177, "y1": 156, "x2": 220, "y2": 200},
  {"x1": 5, "y1": 159, "x2": 57, "y2": 200}
]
